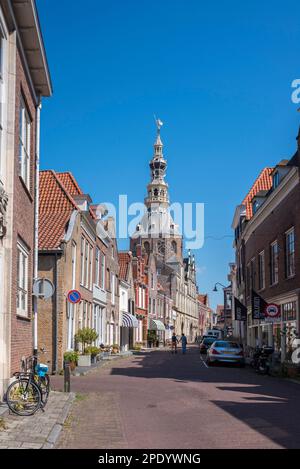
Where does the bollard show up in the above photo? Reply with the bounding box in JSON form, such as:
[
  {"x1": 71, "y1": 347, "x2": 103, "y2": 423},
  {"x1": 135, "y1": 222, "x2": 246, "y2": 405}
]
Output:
[{"x1": 64, "y1": 362, "x2": 71, "y2": 393}]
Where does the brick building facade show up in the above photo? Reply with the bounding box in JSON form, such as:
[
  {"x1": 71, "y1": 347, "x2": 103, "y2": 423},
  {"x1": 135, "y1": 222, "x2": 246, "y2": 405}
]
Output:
[
  {"x1": 232, "y1": 128, "x2": 300, "y2": 355},
  {"x1": 0, "y1": 0, "x2": 51, "y2": 399}
]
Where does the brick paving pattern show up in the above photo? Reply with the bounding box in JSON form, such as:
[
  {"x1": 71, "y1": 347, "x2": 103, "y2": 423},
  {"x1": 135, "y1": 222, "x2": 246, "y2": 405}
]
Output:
[
  {"x1": 52, "y1": 346, "x2": 300, "y2": 449},
  {"x1": 0, "y1": 391, "x2": 74, "y2": 449}
]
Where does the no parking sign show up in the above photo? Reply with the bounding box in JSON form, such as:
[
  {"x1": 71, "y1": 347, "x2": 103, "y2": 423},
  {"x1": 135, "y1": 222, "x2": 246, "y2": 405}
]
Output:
[{"x1": 67, "y1": 290, "x2": 82, "y2": 304}]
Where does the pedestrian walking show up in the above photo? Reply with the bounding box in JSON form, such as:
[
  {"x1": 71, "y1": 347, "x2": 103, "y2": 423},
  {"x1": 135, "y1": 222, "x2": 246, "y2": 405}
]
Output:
[
  {"x1": 171, "y1": 332, "x2": 178, "y2": 354},
  {"x1": 180, "y1": 333, "x2": 187, "y2": 354}
]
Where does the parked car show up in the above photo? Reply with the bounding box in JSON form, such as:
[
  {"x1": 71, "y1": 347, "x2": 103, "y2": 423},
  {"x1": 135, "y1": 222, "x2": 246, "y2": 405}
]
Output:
[
  {"x1": 203, "y1": 329, "x2": 223, "y2": 340},
  {"x1": 206, "y1": 340, "x2": 245, "y2": 367},
  {"x1": 199, "y1": 337, "x2": 216, "y2": 354}
]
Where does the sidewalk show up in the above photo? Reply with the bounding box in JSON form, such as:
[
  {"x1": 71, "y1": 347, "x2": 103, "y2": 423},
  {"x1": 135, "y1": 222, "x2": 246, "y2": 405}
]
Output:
[
  {"x1": 73, "y1": 351, "x2": 133, "y2": 376},
  {"x1": 0, "y1": 391, "x2": 75, "y2": 449}
]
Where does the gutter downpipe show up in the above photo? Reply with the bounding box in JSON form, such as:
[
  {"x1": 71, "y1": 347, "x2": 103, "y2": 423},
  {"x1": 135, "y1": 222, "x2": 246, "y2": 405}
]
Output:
[
  {"x1": 54, "y1": 251, "x2": 58, "y2": 373},
  {"x1": 33, "y1": 99, "x2": 42, "y2": 357}
]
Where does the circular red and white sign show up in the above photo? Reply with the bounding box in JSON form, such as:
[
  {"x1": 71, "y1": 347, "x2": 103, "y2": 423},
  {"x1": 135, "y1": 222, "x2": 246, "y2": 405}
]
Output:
[
  {"x1": 265, "y1": 304, "x2": 280, "y2": 318},
  {"x1": 67, "y1": 290, "x2": 81, "y2": 304}
]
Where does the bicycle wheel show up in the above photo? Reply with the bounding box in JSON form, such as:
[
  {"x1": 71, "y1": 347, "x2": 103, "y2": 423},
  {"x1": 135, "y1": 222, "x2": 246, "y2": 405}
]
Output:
[
  {"x1": 38, "y1": 374, "x2": 50, "y2": 405},
  {"x1": 6, "y1": 378, "x2": 42, "y2": 416}
]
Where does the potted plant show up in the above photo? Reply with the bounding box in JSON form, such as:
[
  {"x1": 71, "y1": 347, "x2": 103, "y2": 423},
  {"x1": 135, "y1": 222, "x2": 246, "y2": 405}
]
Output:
[
  {"x1": 84, "y1": 346, "x2": 101, "y2": 364},
  {"x1": 64, "y1": 350, "x2": 79, "y2": 371},
  {"x1": 111, "y1": 343, "x2": 120, "y2": 354},
  {"x1": 75, "y1": 328, "x2": 99, "y2": 367},
  {"x1": 147, "y1": 331, "x2": 156, "y2": 348}
]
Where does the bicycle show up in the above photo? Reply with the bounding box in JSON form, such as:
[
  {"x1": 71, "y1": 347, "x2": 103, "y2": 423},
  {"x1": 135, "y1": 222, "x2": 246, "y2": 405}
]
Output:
[{"x1": 6, "y1": 350, "x2": 50, "y2": 416}]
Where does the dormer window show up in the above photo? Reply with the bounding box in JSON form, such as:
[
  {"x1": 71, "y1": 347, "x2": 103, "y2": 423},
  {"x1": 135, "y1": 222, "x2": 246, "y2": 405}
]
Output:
[
  {"x1": 252, "y1": 199, "x2": 259, "y2": 215},
  {"x1": 273, "y1": 171, "x2": 279, "y2": 189}
]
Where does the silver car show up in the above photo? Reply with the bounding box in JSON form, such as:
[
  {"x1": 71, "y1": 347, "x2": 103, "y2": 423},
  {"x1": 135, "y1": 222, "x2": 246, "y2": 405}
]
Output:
[{"x1": 206, "y1": 340, "x2": 245, "y2": 367}]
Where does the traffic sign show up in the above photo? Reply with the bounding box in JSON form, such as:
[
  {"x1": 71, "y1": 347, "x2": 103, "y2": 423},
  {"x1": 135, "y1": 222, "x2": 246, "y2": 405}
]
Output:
[
  {"x1": 265, "y1": 303, "x2": 281, "y2": 322},
  {"x1": 67, "y1": 290, "x2": 81, "y2": 304},
  {"x1": 33, "y1": 278, "x2": 55, "y2": 299}
]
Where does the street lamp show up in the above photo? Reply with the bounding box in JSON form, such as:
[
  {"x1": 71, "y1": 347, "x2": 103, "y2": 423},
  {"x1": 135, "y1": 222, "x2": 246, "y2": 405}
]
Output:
[
  {"x1": 213, "y1": 282, "x2": 227, "y2": 292},
  {"x1": 213, "y1": 282, "x2": 230, "y2": 336}
]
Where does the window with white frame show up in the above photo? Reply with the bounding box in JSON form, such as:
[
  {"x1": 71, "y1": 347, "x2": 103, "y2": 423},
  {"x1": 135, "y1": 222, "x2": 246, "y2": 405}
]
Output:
[
  {"x1": 258, "y1": 251, "x2": 265, "y2": 290},
  {"x1": 85, "y1": 239, "x2": 89, "y2": 288},
  {"x1": 17, "y1": 240, "x2": 29, "y2": 316},
  {"x1": 19, "y1": 96, "x2": 31, "y2": 188},
  {"x1": 270, "y1": 241, "x2": 279, "y2": 285},
  {"x1": 95, "y1": 247, "x2": 100, "y2": 286},
  {"x1": 71, "y1": 242, "x2": 76, "y2": 289},
  {"x1": 101, "y1": 253, "x2": 105, "y2": 289},
  {"x1": 80, "y1": 237, "x2": 85, "y2": 285},
  {"x1": 111, "y1": 273, "x2": 115, "y2": 305},
  {"x1": 286, "y1": 228, "x2": 295, "y2": 278},
  {"x1": 89, "y1": 244, "x2": 93, "y2": 290}
]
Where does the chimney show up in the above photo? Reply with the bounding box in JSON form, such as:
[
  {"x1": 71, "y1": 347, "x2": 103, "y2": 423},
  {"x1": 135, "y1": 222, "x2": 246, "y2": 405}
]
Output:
[{"x1": 73, "y1": 194, "x2": 92, "y2": 212}]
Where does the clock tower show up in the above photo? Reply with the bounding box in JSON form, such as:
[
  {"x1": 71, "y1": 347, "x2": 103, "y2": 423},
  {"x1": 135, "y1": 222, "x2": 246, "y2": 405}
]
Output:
[{"x1": 131, "y1": 120, "x2": 183, "y2": 263}]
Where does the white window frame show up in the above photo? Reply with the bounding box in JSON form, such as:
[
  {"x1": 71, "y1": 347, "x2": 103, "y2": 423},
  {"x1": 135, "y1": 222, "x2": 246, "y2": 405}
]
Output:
[
  {"x1": 111, "y1": 273, "x2": 115, "y2": 305},
  {"x1": 101, "y1": 253, "x2": 105, "y2": 290},
  {"x1": 95, "y1": 247, "x2": 100, "y2": 286},
  {"x1": 71, "y1": 241, "x2": 76, "y2": 290},
  {"x1": 89, "y1": 244, "x2": 93, "y2": 290},
  {"x1": 85, "y1": 239, "x2": 89, "y2": 288},
  {"x1": 17, "y1": 240, "x2": 29, "y2": 317},
  {"x1": 19, "y1": 96, "x2": 31, "y2": 188},
  {"x1": 286, "y1": 228, "x2": 295, "y2": 279},
  {"x1": 80, "y1": 237, "x2": 85, "y2": 285},
  {"x1": 258, "y1": 251, "x2": 265, "y2": 290},
  {"x1": 270, "y1": 240, "x2": 279, "y2": 285}
]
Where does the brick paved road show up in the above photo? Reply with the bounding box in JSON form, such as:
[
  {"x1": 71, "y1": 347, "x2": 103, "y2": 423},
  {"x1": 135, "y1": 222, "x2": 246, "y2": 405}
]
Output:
[{"x1": 52, "y1": 346, "x2": 300, "y2": 449}]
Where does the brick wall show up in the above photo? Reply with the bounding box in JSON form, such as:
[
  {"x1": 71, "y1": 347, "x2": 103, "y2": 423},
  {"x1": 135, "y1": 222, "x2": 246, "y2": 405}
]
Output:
[
  {"x1": 244, "y1": 182, "x2": 300, "y2": 304},
  {"x1": 10, "y1": 48, "x2": 37, "y2": 374}
]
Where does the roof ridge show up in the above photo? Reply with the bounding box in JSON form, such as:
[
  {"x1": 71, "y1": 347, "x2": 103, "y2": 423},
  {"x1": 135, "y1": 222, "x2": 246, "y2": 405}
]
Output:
[
  {"x1": 56, "y1": 171, "x2": 84, "y2": 195},
  {"x1": 242, "y1": 167, "x2": 272, "y2": 202},
  {"x1": 47, "y1": 170, "x2": 80, "y2": 212}
]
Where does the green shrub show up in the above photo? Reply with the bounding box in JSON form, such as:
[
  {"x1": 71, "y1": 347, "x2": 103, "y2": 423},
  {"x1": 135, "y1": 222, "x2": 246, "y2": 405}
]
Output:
[
  {"x1": 84, "y1": 346, "x2": 101, "y2": 357},
  {"x1": 64, "y1": 350, "x2": 79, "y2": 364},
  {"x1": 75, "y1": 328, "x2": 99, "y2": 351}
]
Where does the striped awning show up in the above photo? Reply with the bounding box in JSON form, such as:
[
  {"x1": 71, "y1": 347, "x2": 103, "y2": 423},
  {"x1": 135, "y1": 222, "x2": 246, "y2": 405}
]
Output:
[
  {"x1": 122, "y1": 312, "x2": 139, "y2": 328},
  {"x1": 149, "y1": 319, "x2": 166, "y2": 331}
]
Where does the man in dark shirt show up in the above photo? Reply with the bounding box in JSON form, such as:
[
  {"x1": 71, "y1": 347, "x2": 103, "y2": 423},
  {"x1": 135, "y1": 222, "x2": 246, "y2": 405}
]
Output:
[{"x1": 171, "y1": 332, "x2": 178, "y2": 354}]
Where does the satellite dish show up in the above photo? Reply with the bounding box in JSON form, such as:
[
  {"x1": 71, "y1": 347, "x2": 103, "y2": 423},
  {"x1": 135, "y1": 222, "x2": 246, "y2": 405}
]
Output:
[{"x1": 33, "y1": 278, "x2": 55, "y2": 300}]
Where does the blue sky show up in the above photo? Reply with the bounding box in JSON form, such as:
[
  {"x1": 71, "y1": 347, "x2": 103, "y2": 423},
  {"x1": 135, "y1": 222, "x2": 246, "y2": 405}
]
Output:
[{"x1": 37, "y1": 0, "x2": 300, "y2": 309}]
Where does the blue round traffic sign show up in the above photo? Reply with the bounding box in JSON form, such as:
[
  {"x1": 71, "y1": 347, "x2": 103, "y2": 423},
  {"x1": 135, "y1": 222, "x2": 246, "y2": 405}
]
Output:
[{"x1": 67, "y1": 290, "x2": 81, "y2": 304}]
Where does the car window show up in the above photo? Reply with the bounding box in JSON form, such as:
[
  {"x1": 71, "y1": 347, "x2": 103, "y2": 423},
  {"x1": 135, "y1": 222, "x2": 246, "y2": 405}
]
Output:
[
  {"x1": 214, "y1": 341, "x2": 230, "y2": 348},
  {"x1": 228, "y1": 342, "x2": 239, "y2": 348},
  {"x1": 203, "y1": 338, "x2": 215, "y2": 345}
]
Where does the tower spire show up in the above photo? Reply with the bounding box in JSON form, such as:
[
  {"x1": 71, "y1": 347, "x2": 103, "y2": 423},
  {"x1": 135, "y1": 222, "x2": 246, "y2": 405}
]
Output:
[{"x1": 145, "y1": 118, "x2": 169, "y2": 208}]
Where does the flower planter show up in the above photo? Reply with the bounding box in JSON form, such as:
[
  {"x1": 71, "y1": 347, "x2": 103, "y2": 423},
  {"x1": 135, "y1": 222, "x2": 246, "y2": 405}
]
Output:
[{"x1": 78, "y1": 354, "x2": 91, "y2": 367}]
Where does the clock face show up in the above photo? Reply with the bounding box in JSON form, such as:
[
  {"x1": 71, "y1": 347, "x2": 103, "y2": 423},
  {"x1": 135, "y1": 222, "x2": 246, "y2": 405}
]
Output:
[{"x1": 157, "y1": 241, "x2": 165, "y2": 255}]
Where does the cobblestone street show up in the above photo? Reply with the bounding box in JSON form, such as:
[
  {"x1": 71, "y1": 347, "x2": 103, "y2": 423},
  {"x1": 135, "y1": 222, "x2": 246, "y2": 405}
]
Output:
[{"x1": 52, "y1": 347, "x2": 300, "y2": 449}]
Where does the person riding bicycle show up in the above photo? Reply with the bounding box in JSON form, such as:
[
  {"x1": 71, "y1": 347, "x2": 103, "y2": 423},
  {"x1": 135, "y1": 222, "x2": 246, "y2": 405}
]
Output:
[{"x1": 171, "y1": 332, "x2": 178, "y2": 354}]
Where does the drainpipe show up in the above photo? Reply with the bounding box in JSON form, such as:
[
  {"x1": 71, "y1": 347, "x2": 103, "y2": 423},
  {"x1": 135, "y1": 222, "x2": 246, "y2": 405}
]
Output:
[
  {"x1": 33, "y1": 99, "x2": 42, "y2": 356},
  {"x1": 52, "y1": 251, "x2": 58, "y2": 373}
]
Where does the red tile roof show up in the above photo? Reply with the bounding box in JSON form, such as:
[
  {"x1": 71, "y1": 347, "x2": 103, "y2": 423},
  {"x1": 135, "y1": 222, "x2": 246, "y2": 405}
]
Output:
[
  {"x1": 56, "y1": 172, "x2": 83, "y2": 196},
  {"x1": 39, "y1": 170, "x2": 79, "y2": 250},
  {"x1": 118, "y1": 252, "x2": 131, "y2": 281},
  {"x1": 242, "y1": 168, "x2": 273, "y2": 219}
]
